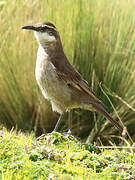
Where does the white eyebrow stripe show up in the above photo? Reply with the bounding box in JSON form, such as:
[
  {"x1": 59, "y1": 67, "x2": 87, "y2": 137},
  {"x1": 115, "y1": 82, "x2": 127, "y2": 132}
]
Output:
[{"x1": 41, "y1": 25, "x2": 57, "y2": 31}]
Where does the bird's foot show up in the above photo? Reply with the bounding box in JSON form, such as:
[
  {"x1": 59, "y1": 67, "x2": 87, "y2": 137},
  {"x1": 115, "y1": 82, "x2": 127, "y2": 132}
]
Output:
[
  {"x1": 37, "y1": 133, "x2": 47, "y2": 140},
  {"x1": 37, "y1": 129, "x2": 79, "y2": 141},
  {"x1": 36, "y1": 130, "x2": 59, "y2": 141},
  {"x1": 62, "y1": 129, "x2": 72, "y2": 136},
  {"x1": 61, "y1": 129, "x2": 80, "y2": 140}
]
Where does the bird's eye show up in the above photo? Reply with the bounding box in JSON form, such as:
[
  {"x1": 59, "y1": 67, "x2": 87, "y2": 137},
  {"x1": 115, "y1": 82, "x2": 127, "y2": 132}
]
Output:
[
  {"x1": 38, "y1": 27, "x2": 44, "y2": 32},
  {"x1": 48, "y1": 31, "x2": 53, "y2": 36}
]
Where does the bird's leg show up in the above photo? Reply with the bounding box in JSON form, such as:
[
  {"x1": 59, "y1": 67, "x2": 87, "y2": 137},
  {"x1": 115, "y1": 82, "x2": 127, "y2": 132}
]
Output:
[
  {"x1": 62, "y1": 111, "x2": 79, "y2": 139},
  {"x1": 67, "y1": 111, "x2": 72, "y2": 134},
  {"x1": 37, "y1": 113, "x2": 64, "y2": 140},
  {"x1": 53, "y1": 113, "x2": 64, "y2": 132}
]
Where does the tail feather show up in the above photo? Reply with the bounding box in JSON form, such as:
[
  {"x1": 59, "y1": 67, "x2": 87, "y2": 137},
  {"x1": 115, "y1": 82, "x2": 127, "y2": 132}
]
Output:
[{"x1": 92, "y1": 102, "x2": 123, "y2": 133}]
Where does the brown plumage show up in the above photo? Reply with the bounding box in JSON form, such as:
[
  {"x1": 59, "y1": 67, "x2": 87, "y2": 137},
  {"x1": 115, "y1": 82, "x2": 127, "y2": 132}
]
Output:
[{"x1": 22, "y1": 22, "x2": 123, "y2": 133}]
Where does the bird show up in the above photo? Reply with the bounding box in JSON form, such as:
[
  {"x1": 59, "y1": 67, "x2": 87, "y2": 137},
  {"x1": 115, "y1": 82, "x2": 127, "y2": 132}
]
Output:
[{"x1": 22, "y1": 21, "x2": 123, "y2": 134}]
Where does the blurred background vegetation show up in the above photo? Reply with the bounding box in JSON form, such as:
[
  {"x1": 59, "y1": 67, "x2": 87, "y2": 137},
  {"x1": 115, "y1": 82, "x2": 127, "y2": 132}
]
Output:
[{"x1": 0, "y1": 0, "x2": 135, "y2": 145}]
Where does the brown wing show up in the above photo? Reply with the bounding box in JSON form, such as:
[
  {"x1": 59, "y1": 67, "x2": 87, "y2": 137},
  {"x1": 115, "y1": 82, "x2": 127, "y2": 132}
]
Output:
[{"x1": 51, "y1": 54, "x2": 101, "y2": 103}]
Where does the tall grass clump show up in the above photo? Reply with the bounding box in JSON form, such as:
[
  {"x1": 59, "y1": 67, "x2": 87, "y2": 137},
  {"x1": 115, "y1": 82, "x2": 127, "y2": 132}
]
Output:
[{"x1": 0, "y1": 0, "x2": 135, "y2": 145}]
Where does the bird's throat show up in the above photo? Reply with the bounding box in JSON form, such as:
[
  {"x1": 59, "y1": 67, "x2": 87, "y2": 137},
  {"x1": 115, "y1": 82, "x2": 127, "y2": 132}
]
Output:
[{"x1": 40, "y1": 40, "x2": 63, "y2": 58}]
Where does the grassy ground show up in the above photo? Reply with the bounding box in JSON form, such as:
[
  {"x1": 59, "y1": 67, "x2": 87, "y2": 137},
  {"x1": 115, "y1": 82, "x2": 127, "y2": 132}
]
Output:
[
  {"x1": 0, "y1": 128, "x2": 135, "y2": 179},
  {"x1": 0, "y1": 0, "x2": 135, "y2": 144}
]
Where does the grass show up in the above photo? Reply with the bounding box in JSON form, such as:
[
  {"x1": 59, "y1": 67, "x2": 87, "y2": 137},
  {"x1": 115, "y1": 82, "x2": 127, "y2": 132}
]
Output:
[
  {"x1": 0, "y1": 0, "x2": 135, "y2": 144},
  {"x1": 0, "y1": 128, "x2": 135, "y2": 179}
]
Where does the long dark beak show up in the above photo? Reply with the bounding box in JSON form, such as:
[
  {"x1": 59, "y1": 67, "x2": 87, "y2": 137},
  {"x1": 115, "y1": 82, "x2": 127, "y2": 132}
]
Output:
[{"x1": 21, "y1": 25, "x2": 37, "y2": 31}]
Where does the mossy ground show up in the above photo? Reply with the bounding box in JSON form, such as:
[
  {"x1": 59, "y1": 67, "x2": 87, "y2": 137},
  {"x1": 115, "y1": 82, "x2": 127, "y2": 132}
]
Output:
[
  {"x1": 0, "y1": 128, "x2": 135, "y2": 179},
  {"x1": 1, "y1": 0, "x2": 135, "y2": 143}
]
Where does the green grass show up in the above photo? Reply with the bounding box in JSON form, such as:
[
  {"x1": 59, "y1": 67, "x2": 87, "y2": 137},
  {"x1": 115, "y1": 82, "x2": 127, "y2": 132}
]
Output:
[
  {"x1": 0, "y1": 128, "x2": 135, "y2": 179},
  {"x1": 0, "y1": 0, "x2": 135, "y2": 144}
]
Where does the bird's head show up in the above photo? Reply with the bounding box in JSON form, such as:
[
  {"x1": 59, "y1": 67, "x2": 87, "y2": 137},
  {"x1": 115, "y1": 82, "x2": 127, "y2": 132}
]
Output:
[{"x1": 22, "y1": 22, "x2": 59, "y2": 45}]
